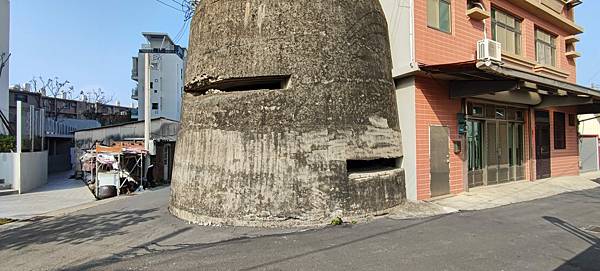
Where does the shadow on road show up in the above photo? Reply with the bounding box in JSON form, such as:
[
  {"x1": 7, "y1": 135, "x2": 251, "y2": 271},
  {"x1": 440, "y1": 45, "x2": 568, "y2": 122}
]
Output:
[
  {"x1": 543, "y1": 216, "x2": 600, "y2": 271},
  {"x1": 0, "y1": 208, "x2": 159, "y2": 250}
]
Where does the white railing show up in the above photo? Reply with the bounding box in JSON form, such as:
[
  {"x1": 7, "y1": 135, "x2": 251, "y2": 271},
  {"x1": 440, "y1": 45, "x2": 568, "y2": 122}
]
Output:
[{"x1": 45, "y1": 118, "x2": 77, "y2": 137}]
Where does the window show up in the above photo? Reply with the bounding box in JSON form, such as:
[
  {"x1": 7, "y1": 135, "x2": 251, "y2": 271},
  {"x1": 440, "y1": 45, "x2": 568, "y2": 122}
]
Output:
[
  {"x1": 150, "y1": 82, "x2": 154, "y2": 89},
  {"x1": 568, "y1": 114, "x2": 576, "y2": 126},
  {"x1": 553, "y1": 112, "x2": 566, "y2": 149},
  {"x1": 492, "y1": 9, "x2": 522, "y2": 55},
  {"x1": 152, "y1": 103, "x2": 159, "y2": 110},
  {"x1": 467, "y1": 102, "x2": 484, "y2": 117},
  {"x1": 495, "y1": 107, "x2": 506, "y2": 119},
  {"x1": 428, "y1": 0, "x2": 452, "y2": 33},
  {"x1": 536, "y1": 29, "x2": 556, "y2": 67}
]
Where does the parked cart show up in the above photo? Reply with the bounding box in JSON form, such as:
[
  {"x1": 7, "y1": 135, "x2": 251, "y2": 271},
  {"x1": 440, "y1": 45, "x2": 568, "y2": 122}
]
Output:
[{"x1": 79, "y1": 142, "x2": 148, "y2": 200}]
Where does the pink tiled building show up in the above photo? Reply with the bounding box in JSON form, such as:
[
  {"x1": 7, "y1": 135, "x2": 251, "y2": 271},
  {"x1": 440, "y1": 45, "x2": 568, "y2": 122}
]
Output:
[{"x1": 380, "y1": 0, "x2": 593, "y2": 200}]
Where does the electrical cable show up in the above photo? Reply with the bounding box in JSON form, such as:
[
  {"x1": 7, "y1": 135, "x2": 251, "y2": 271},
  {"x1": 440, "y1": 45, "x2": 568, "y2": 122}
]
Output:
[{"x1": 152, "y1": 0, "x2": 185, "y2": 13}]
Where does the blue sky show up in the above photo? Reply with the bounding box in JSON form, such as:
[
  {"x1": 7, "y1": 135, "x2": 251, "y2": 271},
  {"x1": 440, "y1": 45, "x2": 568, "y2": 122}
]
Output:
[
  {"x1": 9, "y1": 0, "x2": 191, "y2": 106},
  {"x1": 8, "y1": 1, "x2": 600, "y2": 106}
]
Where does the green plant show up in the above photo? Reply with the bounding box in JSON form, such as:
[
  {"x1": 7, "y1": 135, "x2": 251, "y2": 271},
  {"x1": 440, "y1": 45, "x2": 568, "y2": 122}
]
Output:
[
  {"x1": 0, "y1": 135, "x2": 16, "y2": 153},
  {"x1": 330, "y1": 216, "x2": 343, "y2": 226}
]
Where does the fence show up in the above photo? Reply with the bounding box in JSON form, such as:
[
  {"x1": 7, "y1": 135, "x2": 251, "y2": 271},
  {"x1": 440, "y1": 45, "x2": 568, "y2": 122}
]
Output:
[
  {"x1": 16, "y1": 101, "x2": 45, "y2": 152},
  {"x1": 45, "y1": 118, "x2": 78, "y2": 137}
]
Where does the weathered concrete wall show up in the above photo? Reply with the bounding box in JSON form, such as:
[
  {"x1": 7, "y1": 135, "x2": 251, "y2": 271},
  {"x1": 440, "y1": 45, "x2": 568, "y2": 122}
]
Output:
[{"x1": 170, "y1": 0, "x2": 405, "y2": 226}]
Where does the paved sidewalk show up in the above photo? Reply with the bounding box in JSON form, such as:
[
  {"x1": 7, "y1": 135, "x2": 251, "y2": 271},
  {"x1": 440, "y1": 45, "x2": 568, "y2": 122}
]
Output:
[
  {"x1": 433, "y1": 171, "x2": 600, "y2": 211},
  {"x1": 0, "y1": 171, "x2": 96, "y2": 219}
]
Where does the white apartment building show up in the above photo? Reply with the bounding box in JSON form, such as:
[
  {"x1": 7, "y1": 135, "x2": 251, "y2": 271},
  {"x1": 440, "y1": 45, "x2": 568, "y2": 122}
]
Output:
[
  {"x1": 0, "y1": 0, "x2": 10, "y2": 134},
  {"x1": 131, "y1": 33, "x2": 186, "y2": 121}
]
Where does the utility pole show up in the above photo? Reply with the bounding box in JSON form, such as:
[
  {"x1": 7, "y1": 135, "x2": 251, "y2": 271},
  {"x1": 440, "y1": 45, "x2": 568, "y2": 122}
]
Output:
[{"x1": 143, "y1": 53, "x2": 151, "y2": 189}]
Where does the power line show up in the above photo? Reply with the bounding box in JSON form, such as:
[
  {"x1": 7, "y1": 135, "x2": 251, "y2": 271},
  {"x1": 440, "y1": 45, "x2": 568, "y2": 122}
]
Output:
[
  {"x1": 153, "y1": 0, "x2": 185, "y2": 13},
  {"x1": 169, "y1": 0, "x2": 191, "y2": 9}
]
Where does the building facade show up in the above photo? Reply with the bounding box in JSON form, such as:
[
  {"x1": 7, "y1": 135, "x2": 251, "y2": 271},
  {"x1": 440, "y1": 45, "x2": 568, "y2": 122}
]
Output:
[
  {"x1": 8, "y1": 88, "x2": 132, "y2": 127},
  {"x1": 73, "y1": 118, "x2": 179, "y2": 184},
  {"x1": 131, "y1": 33, "x2": 186, "y2": 121},
  {"x1": 380, "y1": 0, "x2": 592, "y2": 200},
  {"x1": 0, "y1": 0, "x2": 10, "y2": 135}
]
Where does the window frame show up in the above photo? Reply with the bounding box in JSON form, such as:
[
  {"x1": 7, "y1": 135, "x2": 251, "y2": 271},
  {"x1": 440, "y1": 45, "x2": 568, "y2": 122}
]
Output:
[
  {"x1": 427, "y1": 0, "x2": 452, "y2": 33},
  {"x1": 491, "y1": 8, "x2": 522, "y2": 55},
  {"x1": 553, "y1": 112, "x2": 566, "y2": 150},
  {"x1": 535, "y1": 28, "x2": 557, "y2": 67},
  {"x1": 568, "y1": 114, "x2": 576, "y2": 127}
]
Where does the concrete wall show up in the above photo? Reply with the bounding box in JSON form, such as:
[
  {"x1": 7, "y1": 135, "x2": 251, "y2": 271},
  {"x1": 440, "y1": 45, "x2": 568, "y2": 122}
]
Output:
[
  {"x1": 379, "y1": 0, "x2": 416, "y2": 77},
  {"x1": 0, "y1": 0, "x2": 9, "y2": 134},
  {"x1": 0, "y1": 151, "x2": 48, "y2": 193},
  {"x1": 16, "y1": 151, "x2": 48, "y2": 193},
  {"x1": 395, "y1": 77, "x2": 417, "y2": 201},
  {"x1": 171, "y1": 0, "x2": 405, "y2": 226},
  {"x1": 0, "y1": 152, "x2": 16, "y2": 187}
]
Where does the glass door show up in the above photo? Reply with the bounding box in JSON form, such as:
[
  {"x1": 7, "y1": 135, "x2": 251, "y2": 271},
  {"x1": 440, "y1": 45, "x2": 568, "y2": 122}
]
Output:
[
  {"x1": 498, "y1": 122, "x2": 510, "y2": 183},
  {"x1": 486, "y1": 121, "x2": 498, "y2": 185},
  {"x1": 508, "y1": 123, "x2": 525, "y2": 181},
  {"x1": 467, "y1": 120, "x2": 484, "y2": 187}
]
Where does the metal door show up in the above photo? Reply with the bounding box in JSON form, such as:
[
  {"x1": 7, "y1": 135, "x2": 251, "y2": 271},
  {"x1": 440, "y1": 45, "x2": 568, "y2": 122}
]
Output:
[
  {"x1": 430, "y1": 126, "x2": 450, "y2": 197},
  {"x1": 163, "y1": 144, "x2": 171, "y2": 181},
  {"x1": 486, "y1": 121, "x2": 498, "y2": 185},
  {"x1": 579, "y1": 136, "x2": 599, "y2": 173},
  {"x1": 535, "y1": 111, "x2": 551, "y2": 179},
  {"x1": 467, "y1": 120, "x2": 484, "y2": 187}
]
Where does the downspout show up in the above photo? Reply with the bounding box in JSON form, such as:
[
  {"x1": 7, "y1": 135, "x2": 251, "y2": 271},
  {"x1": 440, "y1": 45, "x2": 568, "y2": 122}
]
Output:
[
  {"x1": 473, "y1": 2, "x2": 488, "y2": 40},
  {"x1": 409, "y1": 0, "x2": 416, "y2": 67}
]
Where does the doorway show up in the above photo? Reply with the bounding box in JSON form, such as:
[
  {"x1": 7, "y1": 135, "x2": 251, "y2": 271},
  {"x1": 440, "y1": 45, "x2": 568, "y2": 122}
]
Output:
[
  {"x1": 163, "y1": 144, "x2": 171, "y2": 181},
  {"x1": 466, "y1": 102, "x2": 525, "y2": 187},
  {"x1": 535, "y1": 111, "x2": 551, "y2": 179},
  {"x1": 430, "y1": 126, "x2": 450, "y2": 197}
]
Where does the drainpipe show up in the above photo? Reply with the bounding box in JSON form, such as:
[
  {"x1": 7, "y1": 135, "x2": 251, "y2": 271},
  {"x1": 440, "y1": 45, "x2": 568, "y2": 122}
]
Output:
[
  {"x1": 409, "y1": 0, "x2": 416, "y2": 66},
  {"x1": 473, "y1": 2, "x2": 488, "y2": 40}
]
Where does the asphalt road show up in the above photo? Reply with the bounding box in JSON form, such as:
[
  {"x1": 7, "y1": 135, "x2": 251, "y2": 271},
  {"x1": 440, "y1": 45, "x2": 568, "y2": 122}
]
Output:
[{"x1": 1, "y1": 187, "x2": 599, "y2": 271}]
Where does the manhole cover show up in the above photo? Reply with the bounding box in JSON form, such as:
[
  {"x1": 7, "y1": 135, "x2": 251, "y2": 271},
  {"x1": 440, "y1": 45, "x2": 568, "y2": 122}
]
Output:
[{"x1": 583, "y1": 225, "x2": 600, "y2": 233}]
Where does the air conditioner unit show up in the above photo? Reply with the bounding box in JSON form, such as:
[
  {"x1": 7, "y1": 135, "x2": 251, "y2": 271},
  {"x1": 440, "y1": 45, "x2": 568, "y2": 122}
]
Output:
[{"x1": 477, "y1": 39, "x2": 502, "y2": 63}]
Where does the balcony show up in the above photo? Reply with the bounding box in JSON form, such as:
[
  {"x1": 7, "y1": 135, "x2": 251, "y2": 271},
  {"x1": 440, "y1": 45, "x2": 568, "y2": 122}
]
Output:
[
  {"x1": 509, "y1": 0, "x2": 583, "y2": 34},
  {"x1": 131, "y1": 57, "x2": 139, "y2": 81},
  {"x1": 131, "y1": 88, "x2": 139, "y2": 100}
]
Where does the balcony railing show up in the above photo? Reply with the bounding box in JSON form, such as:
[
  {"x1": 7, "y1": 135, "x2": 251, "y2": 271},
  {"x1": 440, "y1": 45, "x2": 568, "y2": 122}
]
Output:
[
  {"x1": 45, "y1": 118, "x2": 77, "y2": 138},
  {"x1": 131, "y1": 57, "x2": 139, "y2": 80},
  {"x1": 131, "y1": 88, "x2": 139, "y2": 100}
]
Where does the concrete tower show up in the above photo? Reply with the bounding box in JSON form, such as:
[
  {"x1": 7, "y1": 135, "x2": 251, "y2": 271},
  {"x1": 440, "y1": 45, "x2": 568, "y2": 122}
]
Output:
[{"x1": 170, "y1": 0, "x2": 405, "y2": 226}]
